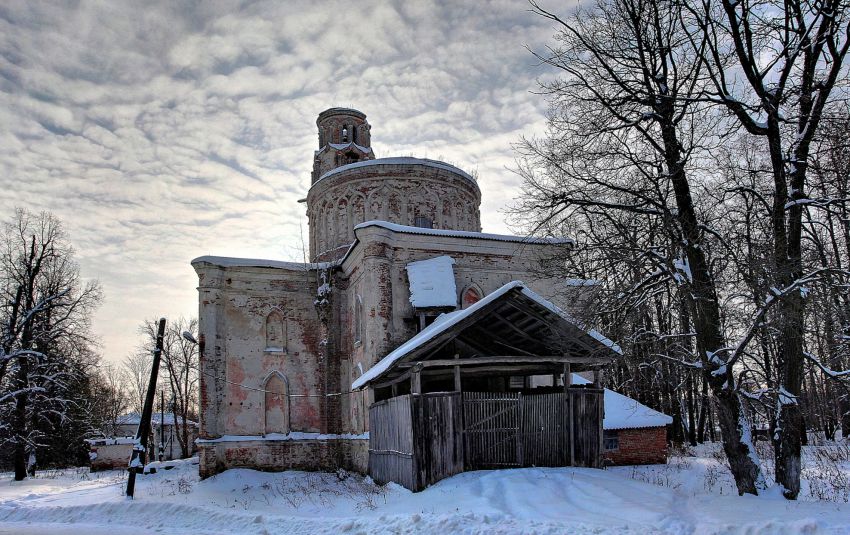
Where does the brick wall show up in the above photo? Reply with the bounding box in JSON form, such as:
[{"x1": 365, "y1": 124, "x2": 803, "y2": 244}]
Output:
[
  {"x1": 197, "y1": 439, "x2": 368, "y2": 479},
  {"x1": 604, "y1": 426, "x2": 668, "y2": 465}
]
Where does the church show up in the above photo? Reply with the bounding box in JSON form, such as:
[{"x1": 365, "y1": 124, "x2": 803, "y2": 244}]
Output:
[{"x1": 191, "y1": 108, "x2": 622, "y2": 481}]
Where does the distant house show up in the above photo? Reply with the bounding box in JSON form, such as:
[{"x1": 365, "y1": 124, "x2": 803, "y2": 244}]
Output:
[
  {"x1": 87, "y1": 413, "x2": 199, "y2": 471},
  {"x1": 116, "y1": 412, "x2": 199, "y2": 460},
  {"x1": 572, "y1": 376, "x2": 672, "y2": 465}
]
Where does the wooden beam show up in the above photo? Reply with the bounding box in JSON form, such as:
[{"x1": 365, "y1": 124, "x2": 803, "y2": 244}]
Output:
[
  {"x1": 411, "y1": 364, "x2": 422, "y2": 394},
  {"x1": 419, "y1": 364, "x2": 566, "y2": 378},
  {"x1": 563, "y1": 363, "x2": 572, "y2": 392},
  {"x1": 453, "y1": 353, "x2": 461, "y2": 392},
  {"x1": 399, "y1": 355, "x2": 612, "y2": 368}
]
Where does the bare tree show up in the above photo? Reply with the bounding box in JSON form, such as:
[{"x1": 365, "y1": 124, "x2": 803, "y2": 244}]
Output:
[
  {"x1": 90, "y1": 363, "x2": 129, "y2": 436},
  {"x1": 138, "y1": 317, "x2": 198, "y2": 458},
  {"x1": 121, "y1": 351, "x2": 152, "y2": 416},
  {"x1": 684, "y1": 0, "x2": 850, "y2": 498},
  {"x1": 521, "y1": 0, "x2": 766, "y2": 494},
  {"x1": 0, "y1": 209, "x2": 101, "y2": 480}
]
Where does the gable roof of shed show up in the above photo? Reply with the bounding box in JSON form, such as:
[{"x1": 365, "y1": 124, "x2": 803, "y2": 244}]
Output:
[{"x1": 352, "y1": 281, "x2": 621, "y2": 390}]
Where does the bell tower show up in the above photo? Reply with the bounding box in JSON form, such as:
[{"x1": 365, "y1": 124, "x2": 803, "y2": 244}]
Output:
[{"x1": 311, "y1": 108, "x2": 374, "y2": 184}]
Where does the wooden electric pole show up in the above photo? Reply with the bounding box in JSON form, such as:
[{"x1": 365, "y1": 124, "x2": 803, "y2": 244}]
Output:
[{"x1": 126, "y1": 317, "x2": 166, "y2": 498}]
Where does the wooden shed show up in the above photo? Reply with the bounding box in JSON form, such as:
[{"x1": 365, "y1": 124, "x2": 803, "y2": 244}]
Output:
[{"x1": 352, "y1": 281, "x2": 621, "y2": 491}]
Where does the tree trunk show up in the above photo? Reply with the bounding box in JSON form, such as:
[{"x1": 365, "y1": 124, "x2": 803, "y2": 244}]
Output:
[
  {"x1": 714, "y1": 386, "x2": 763, "y2": 495},
  {"x1": 13, "y1": 357, "x2": 29, "y2": 481}
]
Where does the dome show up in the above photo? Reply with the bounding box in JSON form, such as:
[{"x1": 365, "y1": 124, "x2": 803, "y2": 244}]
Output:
[{"x1": 307, "y1": 157, "x2": 481, "y2": 261}]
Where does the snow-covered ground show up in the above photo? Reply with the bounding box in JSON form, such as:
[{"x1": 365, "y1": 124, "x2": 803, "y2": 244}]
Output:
[{"x1": 1, "y1": 443, "x2": 849, "y2": 534}]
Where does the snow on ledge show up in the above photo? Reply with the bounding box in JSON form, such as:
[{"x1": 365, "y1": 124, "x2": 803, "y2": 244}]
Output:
[
  {"x1": 353, "y1": 220, "x2": 574, "y2": 246},
  {"x1": 406, "y1": 255, "x2": 457, "y2": 308},
  {"x1": 195, "y1": 432, "x2": 369, "y2": 444},
  {"x1": 192, "y1": 256, "x2": 337, "y2": 271},
  {"x1": 85, "y1": 437, "x2": 137, "y2": 446},
  {"x1": 315, "y1": 157, "x2": 477, "y2": 186}
]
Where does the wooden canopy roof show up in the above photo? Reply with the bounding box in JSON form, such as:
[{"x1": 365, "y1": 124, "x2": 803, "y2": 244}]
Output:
[{"x1": 352, "y1": 281, "x2": 621, "y2": 390}]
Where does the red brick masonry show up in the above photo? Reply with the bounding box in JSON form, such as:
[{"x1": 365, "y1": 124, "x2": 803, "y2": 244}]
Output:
[
  {"x1": 198, "y1": 439, "x2": 368, "y2": 479},
  {"x1": 604, "y1": 426, "x2": 668, "y2": 465}
]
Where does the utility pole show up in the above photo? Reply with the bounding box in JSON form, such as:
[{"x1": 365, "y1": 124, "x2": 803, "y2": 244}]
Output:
[
  {"x1": 159, "y1": 390, "x2": 165, "y2": 462},
  {"x1": 126, "y1": 318, "x2": 166, "y2": 499}
]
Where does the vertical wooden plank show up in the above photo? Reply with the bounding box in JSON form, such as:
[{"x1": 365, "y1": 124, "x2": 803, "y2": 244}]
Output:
[
  {"x1": 411, "y1": 367, "x2": 421, "y2": 394},
  {"x1": 569, "y1": 389, "x2": 575, "y2": 466}
]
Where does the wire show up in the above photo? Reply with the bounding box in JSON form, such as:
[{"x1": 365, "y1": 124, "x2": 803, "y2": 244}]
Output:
[{"x1": 190, "y1": 363, "x2": 361, "y2": 398}]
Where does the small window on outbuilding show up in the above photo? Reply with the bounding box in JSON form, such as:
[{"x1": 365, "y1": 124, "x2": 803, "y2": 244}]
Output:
[
  {"x1": 414, "y1": 216, "x2": 433, "y2": 229},
  {"x1": 604, "y1": 430, "x2": 619, "y2": 451}
]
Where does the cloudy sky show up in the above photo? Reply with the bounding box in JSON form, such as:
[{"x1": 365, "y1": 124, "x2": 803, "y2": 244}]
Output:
[{"x1": 0, "y1": 0, "x2": 563, "y2": 365}]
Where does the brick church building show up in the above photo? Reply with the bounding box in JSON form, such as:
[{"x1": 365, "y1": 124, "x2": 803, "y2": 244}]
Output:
[{"x1": 191, "y1": 107, "x2": 667, "y2": 478}]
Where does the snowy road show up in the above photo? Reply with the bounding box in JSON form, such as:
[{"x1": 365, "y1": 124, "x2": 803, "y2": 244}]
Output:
[{"x1": 1, "y1": 457, "x2": 848, "y2": 534}]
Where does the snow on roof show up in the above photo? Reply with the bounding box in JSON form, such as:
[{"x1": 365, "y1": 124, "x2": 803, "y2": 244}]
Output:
[
  {"x1": 406, "y1": 256, "x2": 457, "y2": 308},
  {"x1": 314, "y1": 157, "x2": 477, "y2": 187},
  {"x1": 352, "y1": 281, "x2": 621, "y2": 390},
  {"x1": 353, "y1": 220, "x2": 575, "y2": 246},
  {"x1": 327, "y1": 142, "x2": 372, "y2": 153},
  {"x1": 192, "y1": 256, "x2": 336, "y2": 271},
  {"x1": 571, "y1": 375, "x2": 673, "y2": 430},
  {"x1": 564, "y1": 278, "x2": 601, "y2": 287},
  {"x1": 117, "y1": 412, "x2": 198, "y2": 427}
]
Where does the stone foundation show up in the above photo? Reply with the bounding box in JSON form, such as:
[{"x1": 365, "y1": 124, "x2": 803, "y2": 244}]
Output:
[
  {"x1": 604, "y1": 427, "x2": 668, "y2": 465},
  {"x1": 197, "y1": 438, "x2": 368, "y2": 479}
]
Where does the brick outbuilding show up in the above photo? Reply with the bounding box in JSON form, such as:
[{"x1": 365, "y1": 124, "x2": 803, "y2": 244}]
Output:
[{"x1": 572, "y1": 376, "x2": 672, "y2": 465}]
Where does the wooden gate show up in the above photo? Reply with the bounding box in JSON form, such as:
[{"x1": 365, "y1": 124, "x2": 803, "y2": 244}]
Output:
[
  {"x1": 370, "y1": 388, "x2": 603, "y2": 491},
  {"x1": 368, "y1": 395, "x2": 416, "y2": 490},
  {"x1": 462, "y1": 392, "x2": 522, "y2": 468},
  {"x1": 570, "y1": 388, "x2": 603, "y2": 468},
  {"x1": 369, "y1": 392, "x2": 463, "y2": 491},
  {"x1": 462, "y1": 389, "x2": 602, "y2": 470}
]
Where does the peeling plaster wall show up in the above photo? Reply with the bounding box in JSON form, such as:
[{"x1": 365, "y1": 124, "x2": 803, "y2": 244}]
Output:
[{"x1": 194, "y1": 262, "x2": 325, "y2": 442}]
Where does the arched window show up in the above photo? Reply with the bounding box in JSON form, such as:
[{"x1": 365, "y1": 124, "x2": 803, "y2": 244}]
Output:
[
  {"x1": 264, "y1": 372, "x2": 289, "y2": 435},
  {"x1": 265, "y1": 310, "x2": 287, "y2": 352},
  {"x1": 462, "y1": 286, "x2": 483, "y2": 308},
  {"x1": 354, "y1": 294, "x2": 363, "y2": 344}
]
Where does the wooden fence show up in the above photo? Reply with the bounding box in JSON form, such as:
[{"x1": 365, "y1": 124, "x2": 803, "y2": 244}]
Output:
[{"x1": 368, "y1": 388, "x2": 602, "y2": 491}]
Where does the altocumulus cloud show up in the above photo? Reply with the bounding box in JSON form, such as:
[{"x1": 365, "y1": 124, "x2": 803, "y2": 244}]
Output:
[{"x1": 0, "y1": 0, "x2": 563, "y2": 363}]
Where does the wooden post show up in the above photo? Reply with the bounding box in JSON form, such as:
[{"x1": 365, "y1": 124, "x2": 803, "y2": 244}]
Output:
[
  {"x1": 391, "y1": 383, "x2": 398, "y2": 397},
  {"x1": 411, "y1": 364, "x2": 422, "y2": 395},
  {"x1": 593, "y1": 368, "x2": 602, "y2": 387},
  {"x1": 126, "y1": 318, "x2": 166, "y2": 498},
  {"x1": 453, "y1": 353, "x2": 461, "y2": 392},
  {"x1": 565, "y1": 363, "x2": 574, "y2": 466}
]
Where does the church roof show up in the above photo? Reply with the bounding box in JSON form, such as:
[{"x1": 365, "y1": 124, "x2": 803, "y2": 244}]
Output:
[
  {"x1": 317, "y1": 107, "x2": 367, "y2": 121},
  {"x1": 352, "y1": 220, "x2": 574, "y2": 246},
  {"x1": 351, "y1": 280, "x2": 621, "y2": 390},
  {"x1": 191, "y1": 256, "x2": 336, "y2": 271},
  {"x1": 315, "y1": 141, "x2": 372, "y2": 156},
  {"x1": 314, "y1": 157, "x2": 477, "y2": 188}
]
